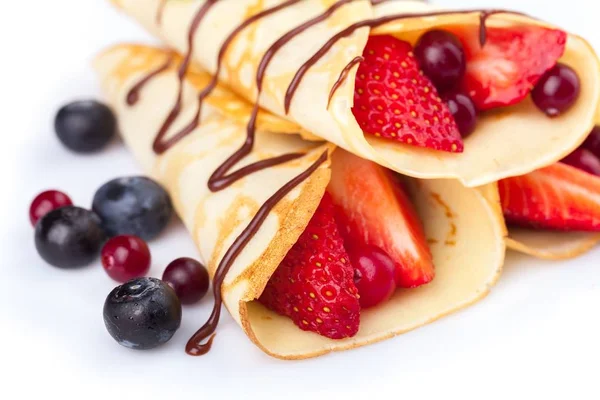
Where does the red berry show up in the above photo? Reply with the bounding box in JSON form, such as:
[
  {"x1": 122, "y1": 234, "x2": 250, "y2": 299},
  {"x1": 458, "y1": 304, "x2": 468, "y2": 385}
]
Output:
[
  {"x1": 348, "y1": 245, "x2": 397, "y2": 308},
  {"x1": 101, "y1": 235, "x2": 151, "y2": 283},
  {"x1": 353, "y1": 35, "x2": 463, "y2": 153},
  {"x1": 582, "y1": 126, "x2": 600, "y2": 158},
  {"x1": 259, "y1": 193, "x2": 360, "y2": 339},
  {"x1": 532, "y1": 63, "x2": 580, "y2": 117},
  {"x1": 443, "y1": 90, "x2": 478, "y2": 138},
  {"x1": 162, "y1": 258, "x2": 209, "y2": 305},
  {"x1": 450, "y1": 25, "x2": 567, "y2": 111},
  {"x1": 561, "y1": 148, "x2": 600, "y2": 176},
  {"x1": 414, "y1": 29, "x2": 466, "y2": 92},
  {"x1": 29, "y1": 190, "x2": 73, "y2": 226}
]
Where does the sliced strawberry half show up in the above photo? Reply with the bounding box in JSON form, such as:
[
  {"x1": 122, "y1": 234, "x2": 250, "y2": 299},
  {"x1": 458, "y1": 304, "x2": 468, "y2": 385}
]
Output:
[
  {"x1": 328, "y1": 149, "x2": 434, "y2": 288},
  {"x1": 449, "y1": 25, "x2": 567, "y2": 110},
  {"x1": 499, "y1": 162, "x2": 600, "y2": 231},
  {"x1": 259, "y1": 192, "x2": 360, "y2": 339},
  {"x1": 353, "y1": 35, "x2": 463, "y2": 153}
]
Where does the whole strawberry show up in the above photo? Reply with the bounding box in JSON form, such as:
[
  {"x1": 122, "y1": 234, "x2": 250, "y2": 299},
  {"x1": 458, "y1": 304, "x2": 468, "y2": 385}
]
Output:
[
  {"x1": 259, "y1": 193, "x2": 360, "y2": 339},
  {"x1": 353, "y1": 35, "x2": 463, "y2": 153}
]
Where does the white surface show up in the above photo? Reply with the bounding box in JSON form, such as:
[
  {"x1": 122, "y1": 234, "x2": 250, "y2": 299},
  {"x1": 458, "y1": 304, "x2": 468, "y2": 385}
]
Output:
[{"x1": 1, "y1": 1, "x2": 599, "y2": 399}]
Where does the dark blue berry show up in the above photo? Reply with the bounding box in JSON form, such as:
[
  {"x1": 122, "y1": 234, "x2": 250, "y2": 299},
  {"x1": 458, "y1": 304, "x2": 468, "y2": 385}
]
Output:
[
  {"x1": 103, "y1": 277, "x2": 182, "y2": 350},
  {"x1": 35, "y1": 206, "x2": 106, "y2": 268},
  {"x1": 55, "y1": 100, "x2": 116, "y2": 153},
  {"x1": 92, "y1": 176, "x2": 173, "y2": 241}
]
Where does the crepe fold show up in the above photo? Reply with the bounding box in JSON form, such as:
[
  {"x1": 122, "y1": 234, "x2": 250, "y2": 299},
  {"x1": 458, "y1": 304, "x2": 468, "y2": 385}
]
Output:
[
  {"x1": 110, "y1": 0, "x2": 600, "y2": 188},
  {"x1": 95, "y1": 44, "x2": 506, "y2": 359}
]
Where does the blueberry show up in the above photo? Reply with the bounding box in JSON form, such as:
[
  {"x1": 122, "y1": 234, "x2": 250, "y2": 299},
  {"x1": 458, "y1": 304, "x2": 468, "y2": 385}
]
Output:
[
  {"x1": 92, "y1": 176, "x2": 173, "y2": 241},
  {"x1": 103, "y1": 277, "x2": 182, "y2": 350},
  {"x1": 55, "y1": 100, "x2": 117, "y2": 153},
  {"x1": 35, "y1": 206, "x2": 106, "y2": 268}
]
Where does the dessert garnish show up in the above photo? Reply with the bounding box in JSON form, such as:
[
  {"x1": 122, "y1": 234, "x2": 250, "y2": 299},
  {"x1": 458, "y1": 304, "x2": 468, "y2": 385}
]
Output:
[
  {"x1": 92, "y1": 176, "x2": 173, "y2": 241},
  {"x1": 29, "y1": 190, "x2": 72, "y2": 226},
  {"x1": 582, "y1": 126, "x2": 600, "y2": 156},
  {"x1": 259, "y1": 193, "x2": 361, "y2": 339},
  {"x1": 442, "y1": 90, "x2": 478, "y2": 138},
  {"x1": 101, "y1": 235, "x2": 151, "y2": 283},
  {"x1": 449, "y1": 25, "x2": 567, "y2": 110},
  {"x1": 348, "y1": 245, "x2": 397, "y2": 309},
  {"x1": 561, "y1": 148, "x2": 600, "y2": 176},
  {"x1": 352, "y1": 34, "x2": 463, "y2": 152},
  {"x1": 104, "y1": 277, "x2": 182, "y2": 350},
  {"x1": 35, "y1": 206, "x2": 106, "y2": 269},
  {"x1": 414, "y1": 29, "x2": 466, "y2": 93},
  {"x1": 55, "y1": 100, "x2": 116, "y2": 153},
  {"x1": 499, "y1": 162, "x2": 600, "y2": 231},
  {"x1": 162, "y1": 258, "x2": 210, "y2": 305},
  {"x1": 531, "y1": 63, "x2": 581, "y2": 117},
  {"x1": 328, "y1": 150, "x2": 434, "y2": 288}
]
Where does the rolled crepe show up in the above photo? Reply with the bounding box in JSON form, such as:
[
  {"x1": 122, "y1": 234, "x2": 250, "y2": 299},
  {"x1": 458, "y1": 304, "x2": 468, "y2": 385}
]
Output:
[
  {"x1": 109, "y1": 0, "x2": 600, "y2": 187},
  {"x1": 94, "y1": 44, "x2": 506, "y2": 359}
]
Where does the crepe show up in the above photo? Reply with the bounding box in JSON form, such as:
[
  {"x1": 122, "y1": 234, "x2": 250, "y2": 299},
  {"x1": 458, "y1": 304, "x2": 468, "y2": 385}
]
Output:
[
  {"x1": 94, "y1": 43, "x2": 506, "y2": 359},
  {"x1": 109, "y1": 0, "x2": 600, "y2": 188}
]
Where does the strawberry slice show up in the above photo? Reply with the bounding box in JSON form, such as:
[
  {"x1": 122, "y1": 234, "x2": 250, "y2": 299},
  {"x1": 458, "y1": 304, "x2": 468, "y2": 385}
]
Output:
[
  {"x1": 328, "y1": 149, "x2": 434, "y2": 288},
  {"x1": 259, "y1": 193, "x2": 360, "y2": 339},
  {"x1": 353, "y1": 35, "x2": 463, "y2": 153},
  {"x1": 499, "y1": 162, "x2": 600, "y2": 231},
  {"x1": 449, "y1": 25, "x2": 567, "y2": 110}
]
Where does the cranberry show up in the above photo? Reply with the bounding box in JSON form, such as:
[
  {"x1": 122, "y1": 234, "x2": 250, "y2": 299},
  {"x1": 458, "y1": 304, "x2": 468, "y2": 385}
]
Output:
[
  {"x1": 582, "y1": 126, "x2": 600, "y2": 158},
  {"x1": 532, "y1": 63, "x2": 580, "y2": 117},
  {"x1": 348, "y1": 245, "x2": 397, "y2": 309},
  {"x1": 162, "y1": 258, "x2": 210, "y2": 305},
  {"x1": 101, "y1": 235, "x2": 151, "y2": 283},
  {"x1": 29, "y1": 190, "x2": 73, "y2": 226},
  {"x1": 561, "y1": 148, "x2": 600, "y2": 176},
  {"x1": 443, "y1": 90, "x2": 478, "y2": 138},
  {"x1": 414, "y1": 29, "x2": 466, "y2": 92}
]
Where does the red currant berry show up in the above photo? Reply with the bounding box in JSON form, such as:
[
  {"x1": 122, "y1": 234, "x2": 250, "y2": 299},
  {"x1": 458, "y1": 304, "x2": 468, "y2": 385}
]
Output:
[
  {"x1": 29, "y1": 190, "x2": 73, "y2": 226},
  {"x1": 581, "y1": 126, "x2": 600, "y2": 159},
  {"x1": 561, "y1": 148, "x2": 600, "y2": 176},
  {"x1": 348, "y1": 245, "x2": 397, "y2": 309},
  {"x1": 532, "y1": 63, "x2": 580, "y2": 117},
  {"x1": 443, "y1": 90, "x2": 478, "y2": 138},
  {"x1": 414, "y1": 29, "x2": 466, "y2": 92},
  {"x1": 162, "y1": 258, "x2": 209, "y2": 305},
  {"x1": 101, "y1": 235, "x2": 151, "y2": 283}
]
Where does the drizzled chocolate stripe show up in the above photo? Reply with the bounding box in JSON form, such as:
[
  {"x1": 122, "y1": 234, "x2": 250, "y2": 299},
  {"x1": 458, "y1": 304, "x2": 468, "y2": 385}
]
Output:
[
  {"x1": 284, "y1": 9, "x2": 514, "y2": 113},
  {"x1": 328, "y1": 56, "x2": 363, "y2": 108},
  {"x1": 206, "y1": 0, "x2": 360, "y2": 192},
  {"x1": 152, "y1": 0, "x2": 219, "y2": 154},
  {"x1": 126, "y1": 54, "x2": 173, "y2": 106},
  {"x1": 185, "y1": 150, "x2": 329, "y2": 356},
  {"x1": 182, "y1": 0, "x2": 303, "y2": 140}
]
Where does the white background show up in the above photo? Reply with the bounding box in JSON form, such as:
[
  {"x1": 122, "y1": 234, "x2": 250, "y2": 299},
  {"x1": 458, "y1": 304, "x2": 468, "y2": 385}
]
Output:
[{"x1": 1, "y1": 1, "x2": 599, "y2": 399}]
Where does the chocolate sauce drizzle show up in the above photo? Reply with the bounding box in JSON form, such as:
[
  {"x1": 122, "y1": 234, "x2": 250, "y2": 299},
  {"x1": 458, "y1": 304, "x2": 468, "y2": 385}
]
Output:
[
  {"x1": 186, "y1": 150, "x2": 328, "y2": 356},
  {"x1": 206, "y1": 0, "x2": 360, "y2": 192},
  {"x1": 328, "y1": 56, "x2": 363, "y2": 108},
  {"x1": 152, "y1": 0, "x2": 218, "y2": 154},
  {"x1": 126, "y1": 54, "x2": 173, "y2": 106},
  {"x1": 125, "y1": 0, "x2": 524, "y2": 356}
]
